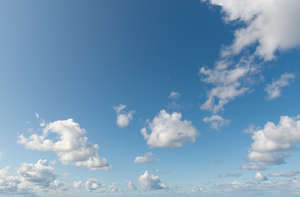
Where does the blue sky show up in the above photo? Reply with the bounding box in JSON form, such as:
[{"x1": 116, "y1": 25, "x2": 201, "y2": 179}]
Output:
[{"x1": 1, "y1": 0, "x2": 300, "y2": 196}]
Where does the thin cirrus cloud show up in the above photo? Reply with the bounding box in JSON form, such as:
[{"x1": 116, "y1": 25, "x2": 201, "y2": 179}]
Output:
[
  {"x1": 113, "y1": 104, "x2": 135, "y2": 128},
  {"x1": 244, "y1": 116, "x2": 300, "y2": 169},
  {"x1": 265, "y1": 73, "x2": 295, "y2": 100},
  {"x1": 141, "y1": 109, "x2": 199, "y2": 148},
  {"x1": 168, "y1": 91, "x2": 181, "y2": 99},
  {"x1": 203, "y1": 114, "x2": 230, "y2": 130},
  {"x1": 18, "y1": 119, "x2": 110, "y2": 171},
  {"x1": 138, "y1": 171, "x2": 167, "y2": 191},
  {"x1": 134, "y1": 152, "x2": 159, "y2": 164}
]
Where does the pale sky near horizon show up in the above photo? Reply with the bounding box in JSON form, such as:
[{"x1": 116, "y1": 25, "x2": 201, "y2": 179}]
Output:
[{"x1": 1, "y1": 0, "x2": 300, "y2": 196}]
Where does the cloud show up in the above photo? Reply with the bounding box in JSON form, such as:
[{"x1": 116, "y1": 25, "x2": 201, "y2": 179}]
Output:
[
  {"x1": 219, "y1": 173, "x2": 242, "y2": 178},
  {"x1": 254, "y1": 172, "x2": 268, "y2": 182},
  {"x1": 168, "y1": 91, "x2": 181, "y2": 99},
  {"x1": 141, "y1": 109, "x2": 199, "y2": 148},
  {"x1": 113, "y1": 104, "x2": 134, "y2": 128},
  {"x1": 134, "y1": 152, "x2": 159, "y2": 164},
  {"x1": 265, "y1": 73, "x2": 295, "y2": 99},
  {"x1": 246, "y1": 116, "x2": 300, "y2": 168},
  {"x1": 128, "y1": 181, "x2": 137, "y2": 191},
  {"x1": 18, "y1": 119, "x2": 110, "y2": 171},
  {"x1": 203, "y1": 0, "x2": 300, "y2": 61},
  {"x1": 241, "y1": 163, "x2": 265, "y2": 171},
  {"x1": 203, "y1": 114, "x2": 230, "y2": 130},
  {"x1": 269, "y1": 171, "x2": 300, "y2": 178},
  {"x1": 85, "y1": 179, "x2": 102, "y2": 192},
  {"x1": 138, "y1": 171, "x2": 167, "y2": 191},
  {"x1": 200, "y1": 59, "x2": 254, "y2": 113},
  {"x1": 0, "y1": 160, "x2": 67, "y2": 195},
  {"x1": 18, "y1": 160, "x2": 56, "y2": 189}
]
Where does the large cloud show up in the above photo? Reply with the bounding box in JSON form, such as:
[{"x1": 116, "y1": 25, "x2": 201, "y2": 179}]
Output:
[
  {"x1": 18, "y1": 119, "x2": 109, "y2": 171},
  {"x1": 203, "y1": 0, "x2": 300, "y2": 60},
  {"x1": 138, "y1": 171, "x2": 167, "y2": 191},
  {"x1": 246, "y1": 116, "x2": 300, "y2": 168},
  {"x1": 0, "y1": 160, "x2": 67, "y2": 195},
  {"x1": 141, "y1": 110, "x2": 199, "y2": 148}
]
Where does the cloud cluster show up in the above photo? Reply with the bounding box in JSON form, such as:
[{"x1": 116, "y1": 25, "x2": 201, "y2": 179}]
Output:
[
  {"x1": 141, "y1": 110, "x2": 199, "y2": 148},
  {"x1": 203, "y1": 114, "x2": 229, "y2": 130},
  {"x1": 0, "y1": 160, "x2": 67, "y2": 195},
  {"x1": 138, "y1": 171, "x2": 167, "y2": 191},
  {"x1": 113, "y1": 104, "x2": 134, "y2": 128},
  {"x1": 203, "y1": 0, "x2": 300, "y2": 60},
  {"x1": 18, "y1": 119, "x2": 109, "y2": 171},
  {"x1": 128, "y1": 181, "x2": 137, "y2": 191},
  {"x1": 246, "y1": 116, "x2": 300, "y2": 168},
  {"x1": 265, "y1": 73, "x2": 295, "y2": 99},
  {"x1": 134, "y1": 152, "x2": 159, "y2": 164},
  {"x1": 85, "y1": 179, "x2": 102, "y2": 192}
]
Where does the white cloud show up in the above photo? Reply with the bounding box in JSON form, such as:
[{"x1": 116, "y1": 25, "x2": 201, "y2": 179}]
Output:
[
  {"x1": 265, "y1": 73, "x2": 295, "y2": 99},
  {"x1": 169, "y1": 91, "x2": 180, "y2": 99},
  {"x1": 141, "y1": 109, "x2": 199, "y2": 148},
  {"x1": 138, "y1": 171, "x2": 167, "y2": 191},
  {"x1": 203, "y1": 0, "x2": 300, "y2": 61},
  {"x1": 0, "y1": 160, "x2": 67, "y2": 195},
  {"x1": 134, "y1": 152, "x2": 159, "y2": 164},
  {"x1": 203, "y1": 114, "x2": 229, "y2": 130},
  {"x1": 18, "y1": 159, "x2": 56, "y2": 189},
  {"x1": 35, "y1": 112, "x2": 40, "y2": 119},
  {"x1": 254, "y1": 172, "x2": 268, "y2": 182},
  {"x1": 18, "y1": 119, "x2": 110, "y2": 171},
  {"x1": 200, "y1": 59, "x2": 254, "y2": 113},
  {"x1": 191, "y1": 186, "x2": 205, "y2": 192},
  {"x1": 241, "y1": 163, "x2": 265, "y2": 171},
  {"x1": 85, "y1": 179, "x2": 102, "y2": 192},
  {"x1": 246, "y1": 116, "x2": 300, "y2": 168},
  {"x1": 113, "y1": 104, "x2": 134, "y2": 128},
  {"x1": 128, "y1": 181, "x2": 137, "y2": 191}
]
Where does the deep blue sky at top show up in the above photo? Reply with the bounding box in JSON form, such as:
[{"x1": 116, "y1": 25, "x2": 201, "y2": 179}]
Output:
[{"x1": 0, "y1": 0, "x2": 300, "y2": 194}]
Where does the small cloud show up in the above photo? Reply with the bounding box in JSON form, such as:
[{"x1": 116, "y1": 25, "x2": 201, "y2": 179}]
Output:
[
  {"x1": 128, "y1": 181, "x2": 137, "y2": 191},
  {"x1": 113, "y1": 104, "x2": 134, "y2": 128},
  {"x1": 138, "y1": 171, "x2": 167, "y2": 191},
  {"x1": 168, "y1": 91, "x2": 181, "y2": 99},
  {"x1": 134, "y1": 152, "x2": 159, "y2": 164},
  {"x1": 265, "y1": 73, "x2": 295, "y2": 100},
  {"x1": 203, "y1": 115, "x2": 230, "y2": 130},
  {"x1": 254, "y1": 172, "x2": 268, "y2": 182}
]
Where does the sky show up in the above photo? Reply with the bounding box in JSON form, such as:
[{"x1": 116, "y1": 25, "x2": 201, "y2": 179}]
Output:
[{"x1": 1, "y1": 0, "x2": 300, "y2": 196}]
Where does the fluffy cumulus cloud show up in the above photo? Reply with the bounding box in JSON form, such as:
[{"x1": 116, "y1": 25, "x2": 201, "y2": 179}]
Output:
[
  {"x1": 18, "y1": 119, "x2": 109, "y2": 171},
  {"x1": 138, "y1": 171, "x2": 167, "y2": 191},
  {"x1": 246, "y1": 116, "x2": 300, "y2": 168},
  {"x1": 265, "y1": 73, "x2": 295, "y2": 99},
  {"x1": 113, "y1": 104, "x2": 134, "y2": 128},
  {"x1": 203, "y1": 114, "x2": 229, "y2": 130},
  {"x1": 0, "y1": 160, "x2": 67, "y2": 195},
  {"x1": 134, "y1": 152, "x2": 159, "y2": 164},
  {"x1": 141, "y1": 109, "x2": 199, "y2": 148},
  {"x1": 203, "y1": 0, "x2": 300, "y2": 60},
  {"x1": 254, "y1": 172, "x2": 268, "y2": 182}
]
